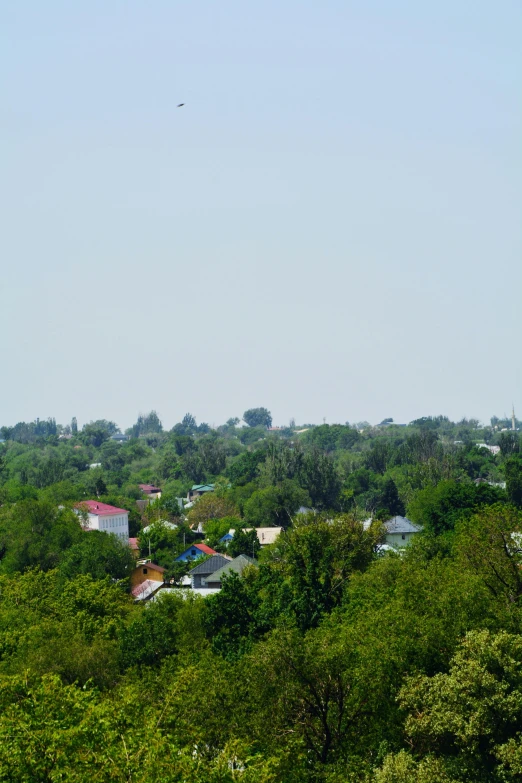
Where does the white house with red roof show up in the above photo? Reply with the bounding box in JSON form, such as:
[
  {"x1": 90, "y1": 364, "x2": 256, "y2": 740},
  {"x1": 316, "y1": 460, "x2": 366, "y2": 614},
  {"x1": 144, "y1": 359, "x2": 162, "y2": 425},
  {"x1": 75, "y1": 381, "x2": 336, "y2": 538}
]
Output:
[{"x1": 76, "y1": 501, "x2": 129, "y2": 542}]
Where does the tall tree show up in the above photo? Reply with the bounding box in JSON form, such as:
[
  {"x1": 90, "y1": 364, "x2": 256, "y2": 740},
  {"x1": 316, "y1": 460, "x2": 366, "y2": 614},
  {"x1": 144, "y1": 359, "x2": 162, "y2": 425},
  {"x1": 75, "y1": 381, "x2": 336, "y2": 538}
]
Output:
[{"x1": 243, "y1": 408, "x2": 272, "y2": 428}]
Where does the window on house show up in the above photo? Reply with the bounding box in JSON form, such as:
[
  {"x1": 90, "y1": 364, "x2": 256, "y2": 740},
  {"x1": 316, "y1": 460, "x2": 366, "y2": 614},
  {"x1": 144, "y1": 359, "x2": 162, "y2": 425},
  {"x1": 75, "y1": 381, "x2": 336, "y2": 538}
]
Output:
[
  {"x1": 401, "y1": 534, "x2": 406, "y2": 540},
  {"x1": 191, "y1": 549, "x2": 196, "y2": 556},
  {"x1": 143, "y1": 568, "x2": 148, "y2": 574}
]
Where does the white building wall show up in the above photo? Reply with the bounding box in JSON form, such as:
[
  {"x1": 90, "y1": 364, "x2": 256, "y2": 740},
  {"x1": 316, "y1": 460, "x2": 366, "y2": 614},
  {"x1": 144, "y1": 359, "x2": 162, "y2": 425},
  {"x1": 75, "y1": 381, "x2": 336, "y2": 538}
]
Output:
[
  {"x1": 85, "y1": 513, "x2": 129, "y2": 541},
  {"x1": 86, "y1": 513, "x2": 101, "y2": 531},
  {"x1": 386, "y1": 532, "x2": 416, "y2": 548}
]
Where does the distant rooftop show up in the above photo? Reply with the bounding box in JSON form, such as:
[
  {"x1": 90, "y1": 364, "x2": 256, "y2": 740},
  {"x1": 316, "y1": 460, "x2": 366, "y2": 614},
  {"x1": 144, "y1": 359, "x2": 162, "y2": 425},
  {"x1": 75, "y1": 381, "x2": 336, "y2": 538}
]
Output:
[
  {"x1": 188, "y1": 554, "x2": 232, "y2": 576},
  {"x1": 364, "y1": 516, "x2": 421, "y2": 534},
  {"x1": 76, "y1": 501, "x2": 129, "y2": 516},
  {"x1": 207, "y1": 554, "x2": 257, "y2": 584}
]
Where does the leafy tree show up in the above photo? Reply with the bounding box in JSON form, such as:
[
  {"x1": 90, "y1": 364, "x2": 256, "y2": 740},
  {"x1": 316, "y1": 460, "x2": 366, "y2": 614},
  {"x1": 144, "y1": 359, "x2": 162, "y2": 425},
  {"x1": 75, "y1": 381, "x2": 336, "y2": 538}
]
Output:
[
  {"x1": 298, "y1": 448, "x2": 342, "y2": 509},
  {"x1": 456, "y1": 504, "x2": 522, "y2": 604},
  {"x1": 366, "y1": 440, "x2": 393, "y2": 474},
  {"x1": 379, "y1": 478, "x2": 406, "y2": 517},
  {"x1": 499, "y1": 431, "x2": 520, "y2": 457},
  {"x1": 198, "y1": 437, "x2": 226, "y2": 477},
  {"x1": 248, "y1": 623, "x2": 369, "y2": 769},
  {"x1": 259, "y1": 515, "x2": 382, "y2": 631},
  {"x1": 204, "y1": 572, "x2": 259, "y2": 659},
  {"x1": 226, "y1": 450, "x2": 266, "y2": 485},
  {"x1": 127, "y1": 410, "x2": 163, "y2": 438},
  {"x1": 0, "y1": 500, "x2": 82, "y2": 574},
  {"x1": 81, "y1": 466, "x2": 107, "y2": 497},
  {"x1": 227, "y1": 527, "x2": 260, "y2": 559},
  {"x1": 180, "y1": 450, "x2": 205, "y2": 483},
  {"x1": 243, "y1": 408, "x2": 272, "y2": 428},
  {"x1": 377, "y1": 630, "x2": 522, "y2": 782},
  {"x1": 301, "y1": 424, "x2": 361, "y2": 452},
  {"x1": 408, "y1": 480, "x2": 505, "y2": 535},
  {"x1": 172, "y1": 413, "x2": 198, "y2": 436},
  {"x1": 187, "y1": 493, "x2": 239, "y2": 531},
  {"x1": 79, "y1": 420, "x2": 118, "y2": 447},
  {"x1": 243, "y1": 480, "x2": 311, "y2": 528},
  {"x1": 58, "y1": 530, "x2": 135, "y2": 582},
  {"x1": 204, "y1": 516, "x2": 241, "y2": 549},
  {"x1": 137, "y1": 520, "x2": 187, "y2": 571},
  {"x1": 505, "y1": 455, "x2": 522, "y2": 507}
]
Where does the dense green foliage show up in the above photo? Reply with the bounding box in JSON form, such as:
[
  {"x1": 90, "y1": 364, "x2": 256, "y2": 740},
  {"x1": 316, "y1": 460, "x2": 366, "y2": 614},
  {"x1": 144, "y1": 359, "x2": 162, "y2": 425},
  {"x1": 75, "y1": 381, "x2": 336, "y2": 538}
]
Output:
[{"x1": 0, "y1": 409, "x2": 521, "y2": 781}]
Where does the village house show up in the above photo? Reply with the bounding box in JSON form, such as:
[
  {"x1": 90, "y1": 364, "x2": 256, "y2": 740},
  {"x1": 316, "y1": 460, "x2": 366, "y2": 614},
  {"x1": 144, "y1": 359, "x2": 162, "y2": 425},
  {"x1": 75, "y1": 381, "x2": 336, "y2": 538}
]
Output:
[
  {"x1": 128, "y1": 537, "x2": 140, "y2": 559},
  {"x1": 364, "y1": 515, "x2": 421, "y2": 548},
  {"x1": 186, "y1": 483, "x2": 215, "y2": 502},
  {"x1": 220, "y1": 527, "x2": 282, "y2": 547},
  {"x1": 175, "y1": 542, "x2": 217, "y2": 562},
  {"x1": 139, "y1": 483, "x2": 162, "y2": 499},
  {"x1": 187, "y1": 554, "x2": 232, "y2": 588},
  {"x1": 142, "y1": 520, "x2": 178, "y2": 535},
  {"x1": 75, "y1": 501, "x2": 129, "y2": 542},
  {"x1": 131, "y1": 559, "x2": 166, "y2": 601},
  {"x1": 205, "y1": 554, "x2": 257, "y2": 589}
]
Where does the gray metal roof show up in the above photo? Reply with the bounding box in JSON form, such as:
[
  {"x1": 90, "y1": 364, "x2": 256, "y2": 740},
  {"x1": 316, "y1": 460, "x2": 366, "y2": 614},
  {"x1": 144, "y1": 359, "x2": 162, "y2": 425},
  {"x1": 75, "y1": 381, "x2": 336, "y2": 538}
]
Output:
[
  {"x1": 188, "y1": 554, "x2": 231, "y2": 576},
  {"x1": 384, "y1": 516, "x2": 421, "y2": 534},
  {"x1": 206, "y1": 554, "x2": 257, "y2": 584}
]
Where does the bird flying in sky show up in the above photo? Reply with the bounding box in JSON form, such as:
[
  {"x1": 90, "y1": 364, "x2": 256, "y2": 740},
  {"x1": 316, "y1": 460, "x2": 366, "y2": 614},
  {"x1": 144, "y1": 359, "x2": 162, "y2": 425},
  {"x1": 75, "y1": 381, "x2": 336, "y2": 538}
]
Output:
[{"x1": 177, "y1": 103, "x2": 185, "y2": 107}]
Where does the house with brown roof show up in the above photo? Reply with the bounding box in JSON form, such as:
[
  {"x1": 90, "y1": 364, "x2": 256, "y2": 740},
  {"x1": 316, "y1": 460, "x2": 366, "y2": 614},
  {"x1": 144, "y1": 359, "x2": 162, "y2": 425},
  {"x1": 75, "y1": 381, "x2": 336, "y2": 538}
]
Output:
[
  {"x1": 139, "y1": 483, "x2": 162, "y2": 500},
  {"x1": 131, "y1": 560, "x2": 166, "y2": 592}
]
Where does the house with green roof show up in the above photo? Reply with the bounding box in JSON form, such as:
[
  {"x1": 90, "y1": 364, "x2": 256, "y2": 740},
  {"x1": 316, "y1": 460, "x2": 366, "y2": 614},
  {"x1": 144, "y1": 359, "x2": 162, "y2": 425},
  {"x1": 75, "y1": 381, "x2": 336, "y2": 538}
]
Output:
[
  {"x1": 187, "y1": 483, "x2": 215, "y2": 502},
  {"x1": 205, "y1": 554, "x2": 257, "y2": 589}
]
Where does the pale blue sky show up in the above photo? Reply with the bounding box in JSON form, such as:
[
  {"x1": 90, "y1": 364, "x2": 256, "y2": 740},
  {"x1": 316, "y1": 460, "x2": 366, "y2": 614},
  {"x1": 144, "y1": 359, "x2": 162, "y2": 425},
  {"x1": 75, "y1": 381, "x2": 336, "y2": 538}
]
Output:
[{"x1": 1, "y1": 1, "x2": 520, "y2": 429}]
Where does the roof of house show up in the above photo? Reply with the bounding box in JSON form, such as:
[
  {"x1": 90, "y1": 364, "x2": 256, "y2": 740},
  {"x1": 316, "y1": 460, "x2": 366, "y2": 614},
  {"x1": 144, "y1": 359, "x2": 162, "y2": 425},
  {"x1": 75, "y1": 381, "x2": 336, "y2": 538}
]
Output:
[
  {"x1": 255, "y1": 527, "x2": 283, "y2": 545},
  {"x1": 206, "y1": 554, "x2": 257, "y2": 584},
  {"x1": 128, "y1": 537, "x2": 139, "y2": 551},
  {"x1": 193, "y1": 543, "x2": 217, "y2": 555},
  {"x1": 188, "y1": 554, "x2": 232, "y2": 576},
  {"x1": 76, "y1": 501, "x2": 129, "y2": 516},
  {"x1": 139, "y1": 484, "x2": 161, "y2": 492},
  {"x1": 132, "y1": 579, "x2": 164, "y2": 600},
  {"x1": 222, "y1": 527, "x2": 283, "y2": 546},
  {"x1": 135, "y1": 561, "x2": 166, "y2": 573},
  {"x1": 175, "y1": 543, "x2": 218, "y2": 561},
  {"x1": 384, "y1": 516, "x2": 421, "y2": 534},
  {"x1": 142, "y1": 520, "x2": 178, "y2": 535},
  {"x1": 363, "y1": 516, "x2": 421, "y2": 534},
  {"x1": 190, "y1": 484, "x2": 215, "y2": 492}
]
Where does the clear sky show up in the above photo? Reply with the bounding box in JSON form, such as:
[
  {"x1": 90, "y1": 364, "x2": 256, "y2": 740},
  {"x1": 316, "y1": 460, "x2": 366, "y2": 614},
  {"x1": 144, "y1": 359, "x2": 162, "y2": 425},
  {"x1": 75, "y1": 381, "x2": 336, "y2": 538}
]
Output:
[{"x1": 1, "y1": 1, "x2": 520, "y2": 430}]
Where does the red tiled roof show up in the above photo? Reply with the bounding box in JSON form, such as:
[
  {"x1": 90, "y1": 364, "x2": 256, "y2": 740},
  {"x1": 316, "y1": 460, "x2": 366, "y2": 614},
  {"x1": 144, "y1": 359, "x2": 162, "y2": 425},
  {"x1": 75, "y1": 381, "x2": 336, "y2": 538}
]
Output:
[
  {"x1": 128, "y1": 538, "x2": 139, "y2": 550},
  {"x1": 76, "y1": 501, "x2": 129, "y2": 516},
  {"x1": 194, "y1": 543, "x2": 217, "y2": 555}
]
